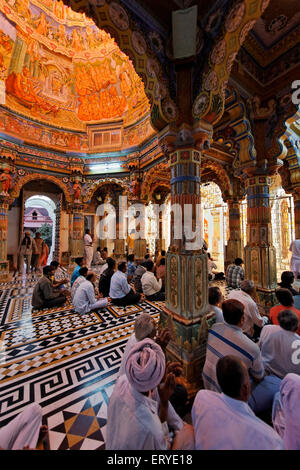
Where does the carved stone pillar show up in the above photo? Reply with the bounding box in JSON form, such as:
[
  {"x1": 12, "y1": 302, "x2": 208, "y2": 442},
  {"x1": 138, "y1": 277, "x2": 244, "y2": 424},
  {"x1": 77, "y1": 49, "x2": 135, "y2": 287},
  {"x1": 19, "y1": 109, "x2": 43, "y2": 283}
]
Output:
[
  {"x1": 134, "y1": 238, "x2": 147, "y2": 259},
  {"x1": 225, "y1": 198, "x2": 243, "y2": 271},
  {"x1": 155, "y1": 214, "x2": 165, "y2": 256},
  {"x1": 244, "y1": 174, "x2": 277, "y2": 309},
  {"x1": 0, "y1": 196, "x2": 13, "y2": 280},
  {"x1": 67, "y1": 203, "x2": 85, "y2": 261},
  {"x1": 293, "y1": 190, "x2": 300, "y2": 240},
  {"x1": 159, "y1": 124, "x2": 212, "y2": 394}
]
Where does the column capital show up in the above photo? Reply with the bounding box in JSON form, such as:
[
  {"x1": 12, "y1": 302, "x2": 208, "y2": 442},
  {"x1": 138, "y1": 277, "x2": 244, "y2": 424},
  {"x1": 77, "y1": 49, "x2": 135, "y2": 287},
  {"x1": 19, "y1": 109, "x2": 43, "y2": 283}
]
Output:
[
  {"x1": 159, "y1": 122, "x2": 213, "y2": 158},
  {"x1": 66, "y1": 202, "x2": 87, "y2": 214}
]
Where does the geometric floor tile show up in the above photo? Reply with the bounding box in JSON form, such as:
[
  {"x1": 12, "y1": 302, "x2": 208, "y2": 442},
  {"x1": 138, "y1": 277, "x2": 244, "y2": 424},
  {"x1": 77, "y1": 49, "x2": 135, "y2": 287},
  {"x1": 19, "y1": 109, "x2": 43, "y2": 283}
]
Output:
[
  {"x1": 48, "y1": 396, "x2": 107, "y2": 450},
  {"x1": 0, "y1": 272, "x2": 164, "y2": 449}
]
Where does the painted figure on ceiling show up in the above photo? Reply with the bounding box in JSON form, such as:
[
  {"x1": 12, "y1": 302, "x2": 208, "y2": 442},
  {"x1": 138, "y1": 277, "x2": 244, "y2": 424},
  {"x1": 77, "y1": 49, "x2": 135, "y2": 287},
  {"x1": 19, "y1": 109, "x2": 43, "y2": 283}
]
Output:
[
  {"x1": 71, "y1": 29, "x2": 82, "y2": 52},
  {"x1": 36, "y1": 12, "x2": 48, "y2": 36},
  {"x1": 15, "y1": 0, "x2": 31, "y2": 20},
  {"x1": 6, "y1": 67, "x2": 58, "y2": 114},
  {"x1": 57, "y1": 24, "x2": 67, "y2": 46},
  {"x1": 53, "y1": 0, "x2": 65, "y2": 20}
]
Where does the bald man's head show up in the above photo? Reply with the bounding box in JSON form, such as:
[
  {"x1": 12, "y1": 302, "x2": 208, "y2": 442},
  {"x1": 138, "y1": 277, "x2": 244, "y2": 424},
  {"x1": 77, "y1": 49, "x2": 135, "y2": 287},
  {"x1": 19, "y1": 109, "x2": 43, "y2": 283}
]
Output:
[{"x1": 216, "y1": 355, "x2": 250, "y2": 402}]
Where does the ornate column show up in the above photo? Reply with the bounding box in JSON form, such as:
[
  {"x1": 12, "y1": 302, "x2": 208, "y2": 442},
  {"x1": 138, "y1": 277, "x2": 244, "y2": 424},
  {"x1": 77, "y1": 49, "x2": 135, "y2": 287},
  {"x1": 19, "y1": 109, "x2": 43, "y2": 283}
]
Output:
[
  {"x1": 225, "y1": 198, "x2": 243, "y2": 270},
  {"x1": 67, "y1": 203, "x2": 85, "y2": 261},
  {"x1": 0, "y1": 150, "x2": 16, "y2": 279},
  {"x1": 159, "y1": 124, "x2": 212, "y2": 394},
  {"x1": 0, "y1": 196, "x2": 13, "y2": 280},
  {"x1": 155, "y1": 213, "x2": 165, "y2": 256},
  {"x1": 243, "y1": 170, "x2": 277, "y2": 308},
  {"x1": 293, "y1": 190, "x2": 300, "y2": 239}
]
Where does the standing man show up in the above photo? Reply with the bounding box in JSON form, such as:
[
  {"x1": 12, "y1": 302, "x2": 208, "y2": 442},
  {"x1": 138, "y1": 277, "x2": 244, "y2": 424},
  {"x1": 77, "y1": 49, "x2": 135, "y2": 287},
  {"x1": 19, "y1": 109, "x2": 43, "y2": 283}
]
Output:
[
  {"x1": 32, "y1": 232, "x2": 45, "y2": 273},
  {"x1": 18, "y1": 232, "x2": 36, "y2": 274},
  {"x1": 84, "y1": 229, "x2": 93, "y2": 269}
]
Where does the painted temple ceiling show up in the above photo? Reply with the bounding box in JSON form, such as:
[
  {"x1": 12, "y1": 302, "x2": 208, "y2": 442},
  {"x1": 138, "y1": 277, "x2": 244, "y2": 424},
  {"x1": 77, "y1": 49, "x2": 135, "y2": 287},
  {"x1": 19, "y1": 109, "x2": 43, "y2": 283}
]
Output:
[{"x1": 0, "y1": 0, "x2": 154, "y2": 152}]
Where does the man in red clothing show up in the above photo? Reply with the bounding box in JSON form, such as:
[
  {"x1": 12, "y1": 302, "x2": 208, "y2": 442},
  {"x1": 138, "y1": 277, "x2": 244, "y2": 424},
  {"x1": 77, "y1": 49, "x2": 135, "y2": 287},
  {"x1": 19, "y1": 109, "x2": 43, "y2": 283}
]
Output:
[{"x1": 270, "y1": 288, "x2": 300, "y2": 335}]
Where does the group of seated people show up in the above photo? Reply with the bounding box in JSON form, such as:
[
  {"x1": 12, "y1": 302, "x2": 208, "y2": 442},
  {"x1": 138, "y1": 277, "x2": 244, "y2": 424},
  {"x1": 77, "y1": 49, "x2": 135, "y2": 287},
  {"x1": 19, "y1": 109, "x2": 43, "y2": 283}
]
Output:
[
  {"x1": 31, "y1": 250, "x2": 166, "y2": 313},
  {"x1": 106, "y1": 271, "x2": 300, "y2": 450}
]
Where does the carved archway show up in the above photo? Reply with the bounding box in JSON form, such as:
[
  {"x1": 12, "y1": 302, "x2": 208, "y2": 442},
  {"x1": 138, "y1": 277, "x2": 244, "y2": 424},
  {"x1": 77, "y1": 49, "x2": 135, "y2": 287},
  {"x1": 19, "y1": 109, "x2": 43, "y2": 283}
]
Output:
[
  {"x1": 201, "y1": 159, "x2": 232, "y2": 200},
  {"x1": 11, "y1": 172, "x2": 72, "y2": 203},
  {"x1": 193, "y1": 0, "x2": 270, "y2": 125},
  {"x1": 83, "y1": 177, "x2": 130, "y2": 203},
  {"x1": 141, "y1": 162, "x2": 171, "y2": 202}
]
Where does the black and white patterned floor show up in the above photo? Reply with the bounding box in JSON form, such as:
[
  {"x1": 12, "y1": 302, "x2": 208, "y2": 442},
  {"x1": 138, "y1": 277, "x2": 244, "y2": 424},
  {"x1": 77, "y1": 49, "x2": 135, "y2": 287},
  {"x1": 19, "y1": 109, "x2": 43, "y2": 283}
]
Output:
[{"x1": 0, "y1": 273, "x2": 162, "y2": 450}]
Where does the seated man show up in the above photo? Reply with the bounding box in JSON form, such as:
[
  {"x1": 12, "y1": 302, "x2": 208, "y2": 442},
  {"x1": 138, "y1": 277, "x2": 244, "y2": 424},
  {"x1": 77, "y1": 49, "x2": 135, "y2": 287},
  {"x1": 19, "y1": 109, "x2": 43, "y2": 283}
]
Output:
[
  {"x1": 126, "y1": 253, "x2": 136, "y2": 282},
  {"x1": 202, "y1": 299, "x2": 281, "y2": 415},
  {"x1": 118, "y1": 313, "x2": 170, "y2": 376},
  {"x1": 208, "y1": 286, "x2": 224, "y2": 323},
  {"x1": 192, "y1": 356, "x2": 283, "y2": 450},
  {"x1": 109, "y1": 261, "x2": 141, "y2": 306},
  {"x1": 225, "y1": 258, "x2": 244, "y2": 289},
  {"x1": 133, "y1": 260, "x2": 146, "y2": 294},
  {"x1": 70, "y1": 257, "x2": 84, "y2": 287},
  {"x1": 32, "y1": 265, "x2": 67, "y2": 310},
  {"x1": 0, "y1": 403, "x2": 47, "y2": 450},
  {"x1": 272, "y1": 373, "x2": 300, "y2": 450},
  {"x1": 73, "y1": 272, "x2": 108, "y2": 314},
  {"x1": 270, "y1": 288, "x2": 300, "y2": 335},
  {"x1": 99, "y1": 257, "x2": 116, "y2": 297},
  {"x1": 142, "y1": 260, "x2": 165, "y2": 301},
  {"x1": 207, "y1": 253, "x2": 224, "y2": 281},
  {"x1": 227, "y1": 280, "x2": 268, "y2": 338},
  {"x1": 106, "y1": 338, "x2": 194, "y2": 450},
  {"x1": 278, "y1": 271, "x2": 299, "y2": 296},
  {"x1": 258, "y1": 309, "x2": 300, "y2": 378},
  {"x1": 92, "y1": 247, "x2": 106, "y2": 266},
  {"x1": 50, "y1": 260, "x2": 69, "y2": 290},
  {"x1": 71, "y1": 267, "x2": 88, "y2": 300}
]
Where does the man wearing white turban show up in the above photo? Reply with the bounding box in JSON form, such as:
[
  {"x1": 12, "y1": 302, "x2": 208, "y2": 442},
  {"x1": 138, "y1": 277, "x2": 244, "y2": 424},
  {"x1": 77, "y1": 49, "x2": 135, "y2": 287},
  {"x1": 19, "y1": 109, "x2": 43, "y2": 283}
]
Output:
[{"x1": 106, "y1": 338, "x2": 194, "y2": 450}]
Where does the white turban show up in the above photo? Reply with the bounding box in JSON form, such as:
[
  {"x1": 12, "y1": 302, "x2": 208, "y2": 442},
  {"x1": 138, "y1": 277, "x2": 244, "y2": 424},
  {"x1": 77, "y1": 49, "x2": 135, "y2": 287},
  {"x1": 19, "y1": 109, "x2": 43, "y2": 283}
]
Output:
[{"x1": 125, "y1": 338, "x2": 165, "y2": 392}]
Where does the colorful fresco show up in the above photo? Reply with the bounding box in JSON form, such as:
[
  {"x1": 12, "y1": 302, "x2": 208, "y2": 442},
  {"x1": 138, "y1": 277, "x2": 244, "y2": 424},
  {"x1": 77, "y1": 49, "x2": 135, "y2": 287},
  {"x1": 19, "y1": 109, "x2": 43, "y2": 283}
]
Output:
[{"x1": 0, "y1": 0, "x2": 150, "y2": 131}]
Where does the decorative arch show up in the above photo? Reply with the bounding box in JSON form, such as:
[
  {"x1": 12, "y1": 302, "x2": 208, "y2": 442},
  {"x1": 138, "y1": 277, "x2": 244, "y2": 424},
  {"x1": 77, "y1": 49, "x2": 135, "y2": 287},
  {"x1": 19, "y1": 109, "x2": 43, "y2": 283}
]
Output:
[
  {"x1": 67, "y1": 0, "x2": 177, "y2": 130},
  {"x1": 82, "y1": 177, "x2": 130, "y2": 203},
  {"x1": 201, "y1": 159, "x2": 232, "y2": 200},
  {"x1": 193, "y1": 0, "x2": 270, "y2": 125},
  {"x1": 11, "y1": 172, "x2": 72, "y2": 203},
  {"x1": 141, "y1": 162, "x2": 170, "y2": 202}
]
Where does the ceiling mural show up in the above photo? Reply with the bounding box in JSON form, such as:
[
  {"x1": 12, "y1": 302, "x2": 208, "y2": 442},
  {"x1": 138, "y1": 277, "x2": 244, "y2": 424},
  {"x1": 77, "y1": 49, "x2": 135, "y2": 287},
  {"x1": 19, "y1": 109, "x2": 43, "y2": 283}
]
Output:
[{"x1": 0, "y1": 0, "x2": 150, "y2": 133}]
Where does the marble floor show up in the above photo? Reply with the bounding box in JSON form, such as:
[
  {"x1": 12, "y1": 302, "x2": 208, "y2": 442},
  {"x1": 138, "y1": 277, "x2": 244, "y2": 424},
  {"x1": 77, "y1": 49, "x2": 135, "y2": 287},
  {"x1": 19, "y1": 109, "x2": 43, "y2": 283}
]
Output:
[{"x1": 0, "y1": 273, "x2": 163, "y2": 450}]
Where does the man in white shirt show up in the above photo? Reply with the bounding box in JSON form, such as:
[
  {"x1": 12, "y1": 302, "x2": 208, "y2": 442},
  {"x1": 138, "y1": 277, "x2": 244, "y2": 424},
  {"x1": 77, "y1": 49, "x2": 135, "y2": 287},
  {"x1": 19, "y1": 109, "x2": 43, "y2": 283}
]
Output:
[
  {"x1": 71, "y1": 267, "x2": 88, "y2": 300},
  {"x1": 202, "y1": 299, "x2": 281, "y2": 415},
  {"x1": 192, "y1": 355, "x2": 283, "y2": 450},
  {"x1": 73, "y1": 272, "x2": 108, "y2": 314},
  {"x1": 208, "y1": 286, "x2": 224, "y2": 323},
  {"x1": 142, "y1": 260, "x2": 165, "y2": 301},
  {"x1": 109, "y1": 261, "x2": 141, "y2": 306},
  {"x1": 227, "y1": 280, "x2": 268, "y2": 338},
  {"x1": 106, "y1": 338, "x2": 194, "y2": 450},
  {"x1": 92, "y1": 247, "x2": 106, "y2": 266},
  {"x1": 259, "y1": 309, "x2": 300, "y2": 378},
  {"x1": 84, "y1": 229, "x2": 93, "y2": 269}
]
